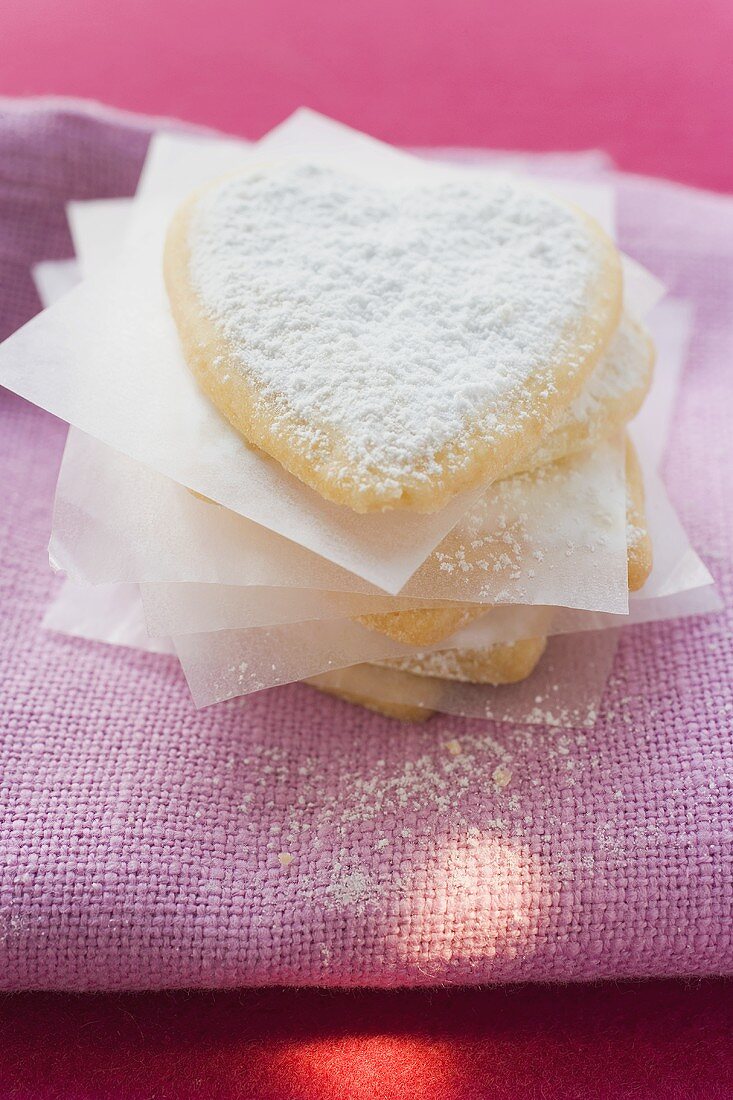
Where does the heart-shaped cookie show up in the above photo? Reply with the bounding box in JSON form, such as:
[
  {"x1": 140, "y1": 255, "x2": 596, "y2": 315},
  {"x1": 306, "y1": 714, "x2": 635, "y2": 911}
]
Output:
[
  {"x1": 379, "y1": 635, "x2": 548, "y2": 685},
  {"x1": 165, "y1": 161, "x2": 622, "y2": 513},
  {"x1": 307, "y1": 635, "x2": 548, "y2": 719},
  {"x1": 502, "y1": 313, "x2": 653, "y2": 478},
  {"x1": 358, "y1": 435, "x2": 651, "y2": 647}
]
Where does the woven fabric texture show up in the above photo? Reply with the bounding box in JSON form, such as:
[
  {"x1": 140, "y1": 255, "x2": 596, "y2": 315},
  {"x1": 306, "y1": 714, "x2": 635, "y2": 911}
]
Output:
[{"x1": 0, "y1": 102, "x2": 731, "y2": 991}]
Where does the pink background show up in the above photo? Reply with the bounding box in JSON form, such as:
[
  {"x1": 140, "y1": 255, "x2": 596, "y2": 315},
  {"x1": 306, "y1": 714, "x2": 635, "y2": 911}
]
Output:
[
  {"x1": 1, "y1": 0, "x2": 732, "y2": 1095},
  {"x1": 3, "y1": 0, "x2": 733, "y2": 192}
]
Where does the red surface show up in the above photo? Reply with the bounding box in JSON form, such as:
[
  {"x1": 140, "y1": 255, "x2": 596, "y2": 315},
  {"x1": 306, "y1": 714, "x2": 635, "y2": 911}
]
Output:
[
  {"x1": 2, "y1": 0, "x2": 733, "y2": 192},
  {"x1": 3, "y1": 0, "x2": 733, "y2": 1095},
  {"x1": 1, "y1": 981, "x2": 732, "y2": 1099}
]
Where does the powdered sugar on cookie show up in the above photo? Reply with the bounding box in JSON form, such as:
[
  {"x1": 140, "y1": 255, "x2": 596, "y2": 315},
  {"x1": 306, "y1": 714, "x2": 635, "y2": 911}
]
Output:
[
  {"x1": 508, "y1": 314, "x2": 652, "y2": 475},
  {"x1": 569, "y1": 315, "x2": 650, "y2": 421},
  {"x1": 184, "y1": 161, "x2": 617, "y2": 506}
]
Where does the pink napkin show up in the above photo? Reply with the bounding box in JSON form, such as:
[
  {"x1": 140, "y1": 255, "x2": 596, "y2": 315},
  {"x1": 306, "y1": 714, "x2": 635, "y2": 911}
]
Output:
[{"x1": 0, "y1": 100, "x2": 731, "y2": 990}]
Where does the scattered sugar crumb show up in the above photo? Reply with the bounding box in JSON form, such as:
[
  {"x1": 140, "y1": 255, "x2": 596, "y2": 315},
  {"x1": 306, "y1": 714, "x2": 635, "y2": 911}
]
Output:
[
  {"x1": 492, "y1": 765, "x2": 513, "y2": 789},
  {"x1": 326, "y1": 870, "x2": 378, "y2": 910}
]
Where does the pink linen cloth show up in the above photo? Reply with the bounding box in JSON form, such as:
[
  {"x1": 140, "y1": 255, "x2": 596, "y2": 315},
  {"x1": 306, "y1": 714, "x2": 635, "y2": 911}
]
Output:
[{"x1": 0, "y1": 101, "x2": 731, "y2": 991}]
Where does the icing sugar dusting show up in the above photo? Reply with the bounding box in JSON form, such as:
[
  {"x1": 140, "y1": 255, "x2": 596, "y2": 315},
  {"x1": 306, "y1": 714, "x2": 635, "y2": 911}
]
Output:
[
  {"x1": 569, "y1": 315, "x2": 649, "y2": 420},
  {"x1": 188, "y1": 161, "x2": 603, "y2": 490},
  {"x1": 380, "y1": 639, "x2": 540, "y2": 684}
]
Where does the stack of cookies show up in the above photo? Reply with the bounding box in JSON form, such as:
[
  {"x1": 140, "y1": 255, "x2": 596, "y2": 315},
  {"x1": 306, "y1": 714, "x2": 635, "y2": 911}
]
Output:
[
  {"x1": 163, "y1": 157, "x2": 654, "y2": 719},
  {"x1": 6, "y1": 113, "x2": 700, "y2": 726}
]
